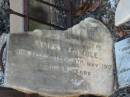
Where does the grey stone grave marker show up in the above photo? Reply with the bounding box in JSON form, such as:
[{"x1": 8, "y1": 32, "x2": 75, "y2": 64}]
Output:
[{"x1": 5, "y1": 18, "x2": 114, "y2": 97}]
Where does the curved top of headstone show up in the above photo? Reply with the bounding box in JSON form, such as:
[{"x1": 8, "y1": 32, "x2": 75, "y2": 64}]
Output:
[
  {"x1": 115, "y1": 0, "x2": 130, "y2": 26},
  {"x1": 67, "y1": 17, "x2": 112, "y2": 42},
  {"x1": 5, "y1": 17, "x2": 114, "y2": 97}
]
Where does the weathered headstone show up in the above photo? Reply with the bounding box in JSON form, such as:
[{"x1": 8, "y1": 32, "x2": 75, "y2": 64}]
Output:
[
  {"x1": 115, "y1": 38, "x2": 130, "y2": 88},
  {"x1": 5, "y1": 18, "x2": 114, "y2": 97},
  {"x1": 115, "y1": 0, "x2": 130, "y2": 26},
  {"x1": 111, "y1": 37, "x2": 130, "y2": 97}
]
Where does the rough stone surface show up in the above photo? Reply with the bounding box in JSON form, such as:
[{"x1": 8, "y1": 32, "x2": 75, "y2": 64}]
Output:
[
  {"x1": 115, "y1": 0, "x2": 130, "y2": 26},
  {"x1": 5, "y1": 18, "x2": 114, "y2": 97},
  {"x1": 115, "y1": 37, "x2": 130, "y2": 88}
]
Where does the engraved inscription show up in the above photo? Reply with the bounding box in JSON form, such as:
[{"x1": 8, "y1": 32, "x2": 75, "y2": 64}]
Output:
[{"x1": 6, "y1": 18, "x2": 114, "y2": 96}]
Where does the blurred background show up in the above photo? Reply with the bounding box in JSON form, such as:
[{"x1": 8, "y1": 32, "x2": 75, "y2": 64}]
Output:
[{"x1": 9, "y1": 0, "x2": 118, "y2": 32}]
